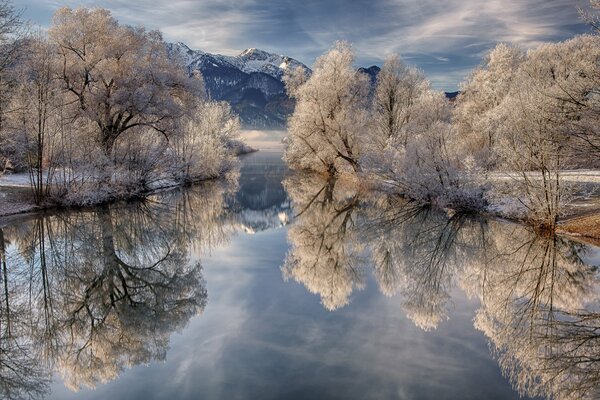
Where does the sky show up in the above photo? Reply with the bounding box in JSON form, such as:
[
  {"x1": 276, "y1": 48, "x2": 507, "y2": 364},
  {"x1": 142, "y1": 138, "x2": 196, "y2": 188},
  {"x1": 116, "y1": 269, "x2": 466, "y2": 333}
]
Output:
[{"x1": 13, "y1": 0, "x2": 594, "y2": 90}]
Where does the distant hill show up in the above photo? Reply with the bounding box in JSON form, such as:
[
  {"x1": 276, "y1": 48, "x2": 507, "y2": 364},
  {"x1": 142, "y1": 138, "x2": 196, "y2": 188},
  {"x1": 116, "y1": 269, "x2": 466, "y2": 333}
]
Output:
[
  {"x1": 358, "y1": 65, "x2": 381, "y2": 85},
  {"x1": 167, "y1": 43, "x2": 310, "y2": 128},
  {"x1": 445, "y1": 91, "x2": 460, "y2": 101}
]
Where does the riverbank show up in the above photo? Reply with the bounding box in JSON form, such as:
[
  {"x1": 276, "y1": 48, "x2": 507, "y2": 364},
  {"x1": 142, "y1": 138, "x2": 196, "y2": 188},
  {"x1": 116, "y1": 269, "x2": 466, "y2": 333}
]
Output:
[
  {"x1": 557, "y1": 213, "x2": 600, "y2": 244},
  {"x1": 0, "y1": 186, "x2": 38, "y2": 217},
  {"x1": 0, "y1": 140, "x2": 260, "y2": 219}
]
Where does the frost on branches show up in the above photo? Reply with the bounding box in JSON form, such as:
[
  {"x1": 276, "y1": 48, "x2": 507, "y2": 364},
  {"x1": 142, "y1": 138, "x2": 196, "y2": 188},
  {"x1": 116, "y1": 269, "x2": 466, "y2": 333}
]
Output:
[
  {"x1": 284, "y1": 41, "x2": 369, "y2": 175},
  {"x1": 0, "y1": 6, "x2": 245, "y2": 207},
  {"x1": 456, "y1": 34, "x2": 600, "y2": 227},
  {"x1": 284, "y1": 46, "x2": 486, "y2": 212},
  {"x1": 284, "y1": 23, "x2": 600, "y2": 228}
]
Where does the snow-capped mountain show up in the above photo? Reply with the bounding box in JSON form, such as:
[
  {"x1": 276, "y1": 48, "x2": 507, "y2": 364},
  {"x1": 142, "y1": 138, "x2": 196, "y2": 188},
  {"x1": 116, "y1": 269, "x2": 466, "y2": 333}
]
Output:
[
  {"x1": 167, "y1": 42, "x2": 310, "y2": 128},
  {"x1": 231, "y1": 48, "x2": 306, "y2": 79}
]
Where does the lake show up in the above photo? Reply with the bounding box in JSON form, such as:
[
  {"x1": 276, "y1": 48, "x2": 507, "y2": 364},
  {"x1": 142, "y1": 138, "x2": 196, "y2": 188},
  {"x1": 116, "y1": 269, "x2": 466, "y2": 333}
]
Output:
[{"x1": 1, "y1": 144, "x2": 600, "y2": 400}]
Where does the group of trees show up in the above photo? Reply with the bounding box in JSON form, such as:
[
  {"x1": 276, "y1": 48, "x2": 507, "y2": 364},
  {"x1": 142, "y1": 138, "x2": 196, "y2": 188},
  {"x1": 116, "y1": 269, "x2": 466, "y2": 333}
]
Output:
[
  {"x1": 284, "y1": 2, "x2": 600, "y2": 229},
  {"x1": 0, "y1": 4, "x2": 242, "y2": 206},
  {"x1": 283, "y1": 173, "x2": 600, "y2": 399}
]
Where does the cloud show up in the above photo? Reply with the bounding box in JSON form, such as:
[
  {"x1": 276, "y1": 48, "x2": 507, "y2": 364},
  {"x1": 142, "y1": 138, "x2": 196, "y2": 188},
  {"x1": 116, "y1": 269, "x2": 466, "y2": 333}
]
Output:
[{"x1": 15, "y1": 0, "x2": 592, "y2": 89}]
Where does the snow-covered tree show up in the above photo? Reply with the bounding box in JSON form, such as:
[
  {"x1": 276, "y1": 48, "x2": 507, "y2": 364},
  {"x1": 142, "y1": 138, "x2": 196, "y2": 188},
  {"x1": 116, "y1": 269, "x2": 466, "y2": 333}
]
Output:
[
  {"x1": 471, "y1": 36, "x2": 600, "y2": 227},
  {"x1": 0, "y1": 6, "x2": 246, "y2": 206},
  {"x1": 170, "y1": 100, "x2": 240, "y2": 183},
  {"x1": 284, "y1": 41, "x2": 370, "y2": 175},
  {"x1": 0, "y1": 0, "x2": 25, "y2": 172},
  {"x1": 454, "y1": 43, "x2": 525, "y2": 168},
  {"x1": 371, "y1": 54, "x2": 429, "y2": 150},
  {"x1": 49, "y1": 7, "x2": 200, "y2": 158},
  {"x1": 7, "y1": 34, "x2": 63, "y2": 204},
  {"x1": 579, "y1": 0, "x2": 600, "y2": 33},
  {"x1": 360, "y1": 52, "x2": 484, "y2": 209}
]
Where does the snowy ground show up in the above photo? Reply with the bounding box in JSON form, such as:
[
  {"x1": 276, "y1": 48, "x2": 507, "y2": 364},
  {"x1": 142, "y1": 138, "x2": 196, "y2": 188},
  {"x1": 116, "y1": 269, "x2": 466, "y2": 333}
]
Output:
[
  {"x1": 0, "y1": 172, "x2": 31, "y2": 187},
  {"x1": 489, "y1": 170, "x2": 600, "y2": 183},
  {"x1": 488, "y1": 170, "x2": 600, "y2": 218},
  {"x1": 0, "y1": 185, "x2": 37, "y2": 217}
]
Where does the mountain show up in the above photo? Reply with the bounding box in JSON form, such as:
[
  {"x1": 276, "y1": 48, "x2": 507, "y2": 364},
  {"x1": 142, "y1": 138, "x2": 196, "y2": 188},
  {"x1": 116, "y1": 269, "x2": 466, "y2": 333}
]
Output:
[
  {"x1": 445, "y1": 91, "x2": 460, "y2": 102},
  {"x1": 358, "y1": 65, "x2": 381, "y2": 85},
  {"x1": 167, "y1": 42, "x2": 309, "y2": 128},
  {"x1": 167, "y1": 43, "x2": 459, "y2": 127}
]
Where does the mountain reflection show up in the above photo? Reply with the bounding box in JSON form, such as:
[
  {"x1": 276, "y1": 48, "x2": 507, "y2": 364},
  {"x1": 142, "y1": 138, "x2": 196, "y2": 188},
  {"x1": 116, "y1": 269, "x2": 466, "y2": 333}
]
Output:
[
  {"x1": 0, "y1": 181, "x2": 235, "y2": 398},
  {"x1": 284, "y1": 173, "x2": 600, "y2": 400},
  {"x1": 231, "y1": 152, "x2": 292, "y2": 234}
]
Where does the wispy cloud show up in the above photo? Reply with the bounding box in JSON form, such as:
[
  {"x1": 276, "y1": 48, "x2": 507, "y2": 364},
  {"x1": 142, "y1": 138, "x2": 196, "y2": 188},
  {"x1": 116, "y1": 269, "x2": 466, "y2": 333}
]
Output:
[{"x1": 15, "y1": 0, "x2": 591, "y2": 89}]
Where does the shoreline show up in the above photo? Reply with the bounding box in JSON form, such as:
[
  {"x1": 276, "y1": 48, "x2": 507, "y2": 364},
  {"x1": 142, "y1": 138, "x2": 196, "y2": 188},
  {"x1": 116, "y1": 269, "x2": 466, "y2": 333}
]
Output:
[
  {"x1": 0, "y1": 145, "x2": 258, "y2": 221},
  {"x1": 3, "y1": 151, "x2": 600, "y2": 244},
  {"x1": 0, "y1": 175, "x2": 222, "y2": 224}
]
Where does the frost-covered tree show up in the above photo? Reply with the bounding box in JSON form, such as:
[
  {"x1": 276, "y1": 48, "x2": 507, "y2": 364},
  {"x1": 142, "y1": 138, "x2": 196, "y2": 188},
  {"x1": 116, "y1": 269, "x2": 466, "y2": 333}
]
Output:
[
  {"x1": 454, "y1": 43, "x2": 524, "y2": 168},
  {"x1": 7, "y1": 34, "x2": 63, "y2": 203},
  {"x1": 371, "y1": 54, "x2": 429, "y2": 149},
  {"x1": 579, "y1": 0, "x2": 600, "y2": 32},
  {"x1": 170, "y1": 100, "x2": 240, "y2": 183},
  {"x1": 0, "y1": 6, "x2": 244, "y2": 206},
  {"x1": 474, "y1": 36, "x2": 600, "y2": 227},
  {"x1": 363, "y1": 52, "x2": 485, "y2": 209},
  {"x1": 49, "y1": 7, "x2": 200, "y2": 158},
  {"x1": 0, "y1": 0, "x2": 25, "y2": 172},
  {"x1": 537, "y1": 34, "x2": 600, "y2": 167},
  {"x1": 285, "y1": 41, "x2": 370, "y2": 175}
]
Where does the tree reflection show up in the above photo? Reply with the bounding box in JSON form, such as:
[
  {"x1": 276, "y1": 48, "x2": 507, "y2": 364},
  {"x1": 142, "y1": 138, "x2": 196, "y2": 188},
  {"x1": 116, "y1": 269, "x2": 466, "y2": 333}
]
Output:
[
  {"x1": 282, "y1": 174, "x2": 366, "y2": 310},
  {"x1": 0, "y1": 227, "x2": 51, "y2": 400},
  {"x1": 283, "y1": 174, "x2": 476, "y2": 328},
  {"x1": 0, "y1": 179, "x2": 234, "y2": 395},
  {"x1": 470, "y1": 223, "x2": 600, "y2": 400},
  {"x1": 285, "y1": 172, "x2": 600, "y2": 399}
]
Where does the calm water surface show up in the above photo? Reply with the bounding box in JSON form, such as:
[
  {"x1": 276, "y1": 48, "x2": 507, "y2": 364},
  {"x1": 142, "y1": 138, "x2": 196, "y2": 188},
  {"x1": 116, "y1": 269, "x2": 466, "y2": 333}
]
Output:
[{"x1": 1, "y1": 144, "x2": 600, "y2": 399}]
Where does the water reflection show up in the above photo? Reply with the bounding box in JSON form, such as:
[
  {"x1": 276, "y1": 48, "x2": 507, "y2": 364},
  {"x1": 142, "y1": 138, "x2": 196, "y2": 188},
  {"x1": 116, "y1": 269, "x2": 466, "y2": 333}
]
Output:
[
  {"x1": 472, "y1": 229, "x2": 600, "y2": 400},
  {"x1": 0, "y1": 181, "x2": 235, "y2": 398},
  {"x1": 2, "y1": 158, "x2": 600, "y2": 399},
  {"x1": 232, "y1": 151, "x2": 292, "y2": 233},
  {"x1": 283, "y1": 173, "x2": 600, "y2": 399},
  {"x1": 282, "y1": 174, "x2": 365, "y2": 311}
]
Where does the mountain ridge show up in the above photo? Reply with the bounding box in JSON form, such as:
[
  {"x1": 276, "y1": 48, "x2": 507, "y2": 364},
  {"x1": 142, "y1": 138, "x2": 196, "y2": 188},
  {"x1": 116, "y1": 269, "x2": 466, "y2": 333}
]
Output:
[
  {"x1": 167, "y1": 42, "x2": 310, "y2": 128},
  {"x1": 167, "y1": 43, "x2": 459, "y2": 127}
]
